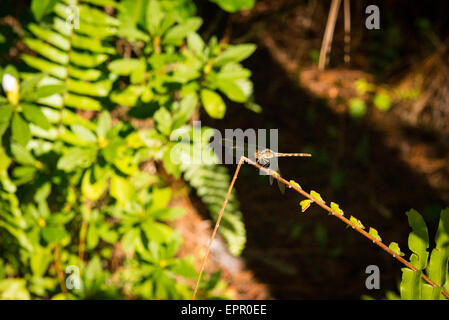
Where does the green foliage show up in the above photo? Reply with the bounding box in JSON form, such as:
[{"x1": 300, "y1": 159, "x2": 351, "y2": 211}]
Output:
[
  {"x1": 0, "y1": 0, "x2": 255, "y2": 299},
  {"x1": 399, "y1": 208, "x2": 449, "y2": 300},
  {"x1": 209, "y1": 0, "x2": 255, "y2": 13}
]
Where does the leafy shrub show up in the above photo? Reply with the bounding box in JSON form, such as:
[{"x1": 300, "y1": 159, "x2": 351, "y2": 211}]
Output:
[{"x1": 0, "y1": 0, "x2": 255, "y2": 299}]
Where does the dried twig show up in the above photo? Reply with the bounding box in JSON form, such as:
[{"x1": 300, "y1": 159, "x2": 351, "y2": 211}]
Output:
[
  {"x1": 318, "y1": 0, "x2": 342, "y2": 70},
  {"x1": 192, "y1": 156, "x2": 449, "y2": 300}
]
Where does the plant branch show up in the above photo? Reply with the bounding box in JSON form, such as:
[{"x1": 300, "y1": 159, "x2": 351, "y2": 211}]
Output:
[
  {"x1": 54, "y1": 245, "x2": 67, "y2": 294},
  {"x1": 192, "y1": 156, "x2": 449, "y2": 300}
]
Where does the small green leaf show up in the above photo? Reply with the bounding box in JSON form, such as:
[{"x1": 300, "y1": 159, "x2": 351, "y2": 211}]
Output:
[
  {"x1": 299, "y1": 199, "x2": 313, "y2": 213},
  {"x1": 11, "y1": 143, "x2": 36, "y2": 166},
  {"x1": 31, "y1": 0, "x2": 58, "y2": 21},
  {"x1": 81, "y1": 168, "x2": 107, "y2": 201},
  {"x1": 36, "y1": 85, "x2": 65, "y2": 99},
  {"x1": 350, "y1": 216, "x2": 365, "y2": 229},
  {"x1": 21, "y1": 104, "x2": 50, "y2": 130},
  {"x1": 71, "y1": 124, "x2": 97, "y2": 143},
  {"x1": 209, "y1": 0, "x2": 255, "y2": 13},
  {"x1": 11, "y1": 113, "x2": 31, "y2": 146},
  {"x1": 187, "y1": 32, "x2": 205, "y2": 56},
  {"x1": 150, "y1": 188, "x2": 172, "y2": 211},
  {"x1": 330, "y1": 202, "x2": 344, "y2": 215},
  {"x1": 57, "y1": 147, "x2": 97, "y2": 172},
  {"x1": 108, "y1": 59, "x2": 143, "y2": 75},
  {"x1": 163, "y1": 18, "x2": 202, "y2": 45},
  {"x1": 368, "y1": 227, "x2": 382, "y2": 241},
  {"x1": 0, "y1": 105, "x2": 13, "y2": 138},
  {"x1": 310, "y1": 190, "x2": 324, "y2": 203},
  {"x1": 213, "y1": 44, "x2": 256, "y2": 67},
  {"x1": 145, "y1": 0, "x2": 164, "y2": 35},
  {"x1": 154, "y1": 107, "x2": 172, "y2": 136},
  {"x1": 389, "y1": 242, "x2": 405, "y2": 257},
  {"x1": 96, "y1": 111, "x2": 111, "y2": 138},
  {"x1": 200, "y1": 89, "x2": 226, "y2": 119},
  {"x1": 289, "y1": 180, "x2": 301, "y2": 189},
  {"x1": 41, "y1": 226, "x2": 70, "y2": 244},
  {"x1": 110, "y1": 174, "x2": 134, "y2": 206}
]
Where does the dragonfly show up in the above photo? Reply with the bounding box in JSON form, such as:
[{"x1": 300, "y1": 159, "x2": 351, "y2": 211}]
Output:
[{"x1": 219, "y1": 139, "x2": 312, "y2": 193}]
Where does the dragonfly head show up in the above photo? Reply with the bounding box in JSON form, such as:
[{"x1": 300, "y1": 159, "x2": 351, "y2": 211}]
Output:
[{"x1": 255, "y1": 149, "x2": 275, "y2": 160}]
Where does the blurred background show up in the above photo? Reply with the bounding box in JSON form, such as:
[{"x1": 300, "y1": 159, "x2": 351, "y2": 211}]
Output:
[{"x1": 1, "y1": 0, "x2": 449, "y2": 299}]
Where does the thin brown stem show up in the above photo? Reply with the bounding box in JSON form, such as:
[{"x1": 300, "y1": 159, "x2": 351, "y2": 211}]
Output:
[
  {"x1": 192, "y1": 157, "x2": 244, "y2": 300},
  {"x1": 192, "y1": 156, "x2": 449, "y2": 300}
]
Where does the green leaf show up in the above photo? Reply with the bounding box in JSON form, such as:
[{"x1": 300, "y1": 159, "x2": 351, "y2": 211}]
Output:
[
  {"x1": 0, "y1": 105, "x2": 13, "y2": 138},
  {"x1": 142, "y1": 220, "x2": 173, "y2": 243},
  {"x1": 31, "y1": 0, "x2": 58, "y2": 21},
  {"x1": 216, "y1": 79, "x2": 248, "y2": 103},
  {"x1": 154, "y1": 107, "x2": 172, "y2": 136},
  {"x1": 110, "y1": 85, "x2": 144, "y2": 107},
  {"x1": 11, "y1": 113, "x2": 31, "y2": 146},
  {"x1": 406, "y1": 209, "x2": 429, "y2": 270},
  {"x1": 213, "y1": 44, "x2": 256, "y2": 67},
  {"x1": 289, "y1": 180, "x2": 301, "y2": 189},
  {"x1": 330, "y1": 202, "x2": 344, "y2": 216},
  {"x1": 81, "y1": 168, "x2": 107, "y2": 201},
  {"x1": 163, "y1": 18, "x2": 202, "y2": 45},
  {"x1": 209, "y1": 0, "x2": 255, "y2": 13},
  {"x1": 400, "y1": 268, "x2": 422, "y2": 300},
  {"x1": 36, "y1": 85, "x2": 65, "y2": 99},
  {"x1": 71, "y1": 124, "x2": 97, "y2": 143},
  {"x1": 187, "y1": 32, "x2": 205, "y2": 56},
  {"x1": 108, "y1": 59, "x2": 143, "y2": 75},
  {"x1": 172, "y1": 94, "x2": 198, "y2": 129},
  {"x1": 299, "y1": 199, "x2": 312, "y2": 213},
  {"x1": 310, "y1": 190, "x2": 324, "y2": 203},
  {"x1": 152, "y1": 207, "x2": 186, "y2": 221},
  {"x1": 350, "y1": 216, "x2": 365, "y2": 229},
  {"x1": 171, "y1": 257, "x2": 197, "y2": 279},
  {"x1": 389, "y1": 242, "x2": 405, "y2": 256},
  {"x1": 64, "y1": 93, "x2": 102, "y2": 111},
  {"x1": 151, "y1": 187, "x2": 172, "y2": 211},
  {"x1": 427, "y1": 209, "x2": 449, "y2": 286},
  {"x1": 421, "y1": 283, "x2": 441, "y2": 300},
  {"x1": 96, "y1": 111, "x2": 111, "y2": 138},
  {"x1": 57, "y1": 147, "x2": 97, "y2": 171},
  {"x1": 0, "y1": 279, "x2": 31, "y2": 300},
  {"x1": 11, "y1": 143, "x2": 36, "y2": 166},
  {"x1": 30, "y1": 247, "x2": 52, "y2": 277},
  {"x1": 200, "y1": 89, "x2": 225, "y2": 119},
  {"x1": 41, "y1": 226, "x2": 70, "y2": 244},
  {"x1": 110, "y1": 174, "x2": 134, "y2": 205},
  {"x1": 368, "y1": 227, "x2": 382, "y2": 241},
  {"x1": 21, "y1": 104, "x2": 51, "y2": 130},
  {"x1": 145, "y1": 0, "x2": 164, "y2": 35}
]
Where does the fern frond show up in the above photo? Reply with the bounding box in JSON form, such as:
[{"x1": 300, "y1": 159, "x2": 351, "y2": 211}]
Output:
[
  {"x1": 181, "y1": 162, "x2": 246, "y2": 256},
  {"x1": 22, "y1": 0, "x2": 118, "y2": 141}
]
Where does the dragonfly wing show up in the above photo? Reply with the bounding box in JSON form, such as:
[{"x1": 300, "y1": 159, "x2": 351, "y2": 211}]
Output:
[
  {"x1": 277, "y1": 177, "x2": 286, "y2": 194},
  {"x1": 276, "y1": 168, "x2": 285, "y2": 194}
]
